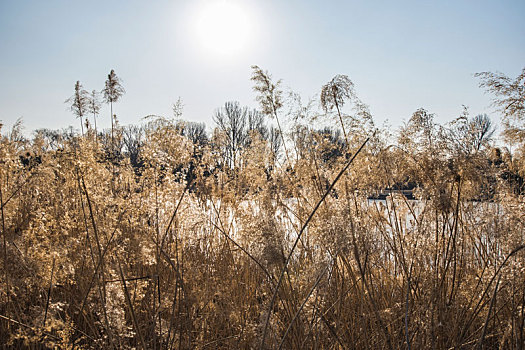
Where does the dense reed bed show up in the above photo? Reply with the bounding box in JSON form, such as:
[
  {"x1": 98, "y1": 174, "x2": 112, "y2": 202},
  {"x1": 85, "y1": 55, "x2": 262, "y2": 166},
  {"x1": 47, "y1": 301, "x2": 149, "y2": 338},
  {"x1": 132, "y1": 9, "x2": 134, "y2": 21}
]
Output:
[
  {"x1": 1, "y1": 66, "x2": 524, "y2": 349},
  {"x1": 0, "y1": 114, "x2": 523, "y2": 350}
]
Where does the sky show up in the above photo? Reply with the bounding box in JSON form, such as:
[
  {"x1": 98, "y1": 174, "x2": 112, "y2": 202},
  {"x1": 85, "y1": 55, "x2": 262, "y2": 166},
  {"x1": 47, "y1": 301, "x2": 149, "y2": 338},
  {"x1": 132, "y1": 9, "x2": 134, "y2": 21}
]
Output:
[{"x1": 0, "y1": 0, "x2": 524, "y2": 136}]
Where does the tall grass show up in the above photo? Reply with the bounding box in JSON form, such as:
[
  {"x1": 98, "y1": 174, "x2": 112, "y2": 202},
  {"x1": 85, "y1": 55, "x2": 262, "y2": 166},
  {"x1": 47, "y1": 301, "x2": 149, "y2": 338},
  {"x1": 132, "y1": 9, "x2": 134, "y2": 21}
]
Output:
[{"x1": 0, "y1": 123, "x2": 524, "y2": 349}]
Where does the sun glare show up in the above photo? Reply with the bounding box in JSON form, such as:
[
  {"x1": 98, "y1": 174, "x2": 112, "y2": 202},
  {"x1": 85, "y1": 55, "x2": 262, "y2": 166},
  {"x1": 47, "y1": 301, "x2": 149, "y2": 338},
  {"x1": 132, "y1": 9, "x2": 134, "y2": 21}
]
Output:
[{"x1": 193, "y1": 1, "x2": 253, "y2": 58}]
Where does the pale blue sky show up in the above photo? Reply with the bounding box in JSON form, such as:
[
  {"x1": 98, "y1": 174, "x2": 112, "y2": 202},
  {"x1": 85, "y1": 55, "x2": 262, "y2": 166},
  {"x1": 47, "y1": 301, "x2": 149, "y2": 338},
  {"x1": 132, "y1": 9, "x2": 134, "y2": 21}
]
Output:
[{"x1": 0, "y1": 0, "x2": 524, "y2": 134}]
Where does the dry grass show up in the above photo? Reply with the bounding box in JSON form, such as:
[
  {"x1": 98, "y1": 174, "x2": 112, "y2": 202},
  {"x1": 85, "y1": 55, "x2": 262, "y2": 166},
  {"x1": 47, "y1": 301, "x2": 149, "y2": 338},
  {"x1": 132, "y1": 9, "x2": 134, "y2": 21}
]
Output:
[{"x1": 0, "y1": 121, "x2": 524, "y2": 349}]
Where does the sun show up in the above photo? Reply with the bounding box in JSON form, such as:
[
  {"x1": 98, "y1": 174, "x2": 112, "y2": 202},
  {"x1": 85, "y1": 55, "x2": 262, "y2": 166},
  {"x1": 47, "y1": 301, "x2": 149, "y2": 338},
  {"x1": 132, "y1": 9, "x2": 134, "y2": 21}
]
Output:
[{"x1": 193, "y1": 1, "x2": 253, "y2": 57}]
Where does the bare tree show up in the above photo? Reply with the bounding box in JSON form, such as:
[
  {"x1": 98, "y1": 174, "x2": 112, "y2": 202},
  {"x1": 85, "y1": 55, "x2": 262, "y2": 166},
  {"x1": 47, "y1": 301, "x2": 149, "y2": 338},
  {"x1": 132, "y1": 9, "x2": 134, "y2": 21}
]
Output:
[
  {"x1": 178, "y1": 121, "x2": 208, "y2": 146},
  {"x1": 122, "y1": 125, "x2": 145, "y2": 170},
  {"x1": 102, "y1": 69, "x2": 125, "y2": 145},
  {"x1": 268, "y1": 126, "x2": 281, "y2": 161},
  {"x1": 447, "y1": 109, "x2": 495, "y2": 156},
  {"x1": 470, "y1": 114, "x2": 495, "y2": 152},
  {"x1": 247, "y1": 109, "x2": 267, "y2": 139},
  {"x1": 65, "y1": 81, "x2": 89, "y2": 135},
  {"x1": 213, "y1": 101, "x2": 248, "y2": 169}
]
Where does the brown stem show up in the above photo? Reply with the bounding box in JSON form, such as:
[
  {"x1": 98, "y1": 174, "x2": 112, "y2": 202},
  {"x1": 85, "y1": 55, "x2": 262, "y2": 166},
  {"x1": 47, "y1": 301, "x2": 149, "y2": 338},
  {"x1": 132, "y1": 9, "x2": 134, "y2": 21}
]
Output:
[
  {"x1": 43, "y1": 258, "x2": 56, "y2": 327},
  {"x1": 259, "y1": 137, "x2": 369, "y2": 350}
]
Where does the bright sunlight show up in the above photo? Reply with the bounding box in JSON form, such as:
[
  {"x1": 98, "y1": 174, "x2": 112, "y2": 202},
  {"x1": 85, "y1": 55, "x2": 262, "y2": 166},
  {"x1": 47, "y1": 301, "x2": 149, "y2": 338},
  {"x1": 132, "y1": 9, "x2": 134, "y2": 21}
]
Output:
[{"x1": 193, "y1": 0, "x2": 253, "y2": 57}]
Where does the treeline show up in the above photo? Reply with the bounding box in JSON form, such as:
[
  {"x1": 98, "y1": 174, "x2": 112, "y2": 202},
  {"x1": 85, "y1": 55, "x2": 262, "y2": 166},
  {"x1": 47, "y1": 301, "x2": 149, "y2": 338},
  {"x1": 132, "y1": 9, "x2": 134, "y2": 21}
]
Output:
[
  {"x1": 29, "y1": 106, "x2": 524, "y2": 200},
  {"x1": 35, "y1": 66, "x2": 525, "y2": 199}
]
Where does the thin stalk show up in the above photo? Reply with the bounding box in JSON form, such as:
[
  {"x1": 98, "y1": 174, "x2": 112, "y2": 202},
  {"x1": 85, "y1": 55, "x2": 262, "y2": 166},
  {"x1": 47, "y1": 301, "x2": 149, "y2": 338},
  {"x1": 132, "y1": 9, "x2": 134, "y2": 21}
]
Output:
[
  {"x1": 71, "y1": 229, "x2": 117, "y2": 349},
  {"x1": 405, "y1": 265, "x2": 412, "y2": 350},
  {"x1": 209, "y1": 201, "x2": 275, "y2": 284},
  {"x1": 79, "y1": 175, "x2": 116, "y2": 349},
  {"x1": 43, "y1": 258, "x2": 56, "y2": 327},
  {"x1": 110, "y1": 102, "x2": 114, "y2": 149},
  {"x1": 0, "y1": 175, "x2": 8, "y2": 308},
  {"x1": 0, "y1": 314, "x2": 61, "y2": 341},
  {"x1": 154, "y1": 168, "x2": 161, "y2": 350},
  {"x1": 259, "y1": 137, "x2": 368, "y2": 350},
  {"x1": 118, "y1": 260, "x2": 147, "y2": 350},
  {"x1": 476, "y1": 276, "x2": 501, "y2": 349},
  {"x1": 315, "y1": 304, "x2": 347, "y2": 349},
  {"x1": 159, "y1": 184, "x2": 188, "y2": 252},
  {"x1": 278, "y1": 261, "x2": 331, "y2": 349},
  {"x1": 80, "y1": 116, "x2": 84, "y2": 136},
  {"x1": 93, "y1": 112, "x2": 98, "y2": 142},
  {"x1": 273, "y1": 108, "x2": 291, "y2": 166},
  {"x1": 334, "y1": 98, "x2": 349, "y2": 147},
  {"x1": 460, "y1": 245, "x2": 525, "y2": 345}
]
